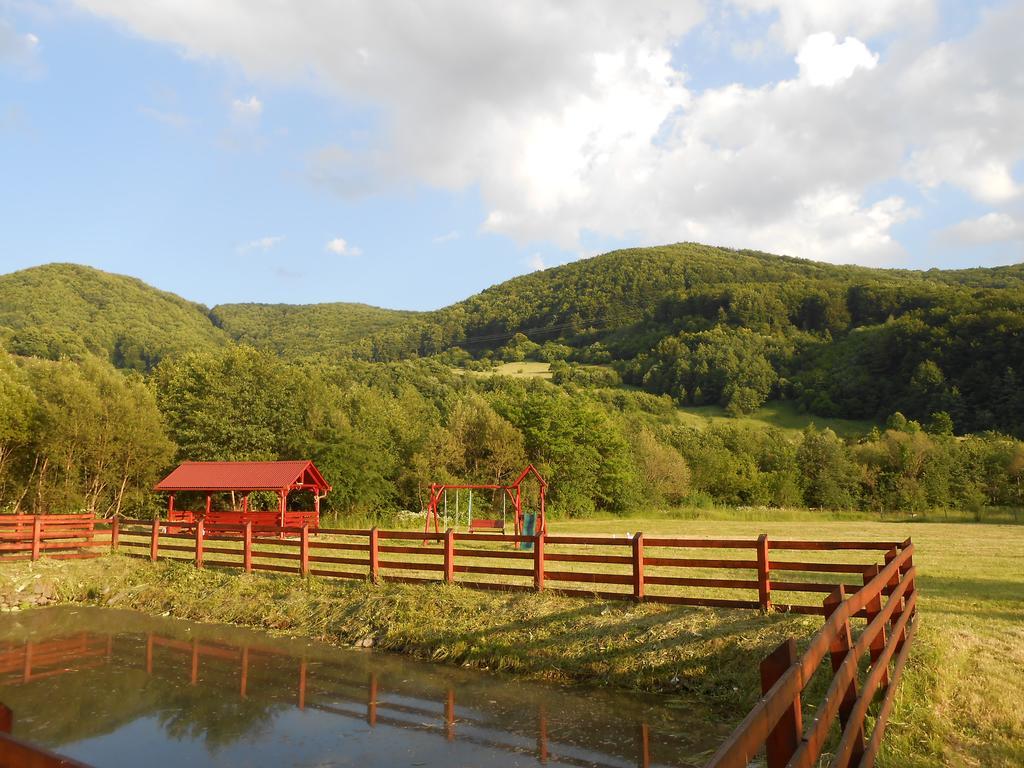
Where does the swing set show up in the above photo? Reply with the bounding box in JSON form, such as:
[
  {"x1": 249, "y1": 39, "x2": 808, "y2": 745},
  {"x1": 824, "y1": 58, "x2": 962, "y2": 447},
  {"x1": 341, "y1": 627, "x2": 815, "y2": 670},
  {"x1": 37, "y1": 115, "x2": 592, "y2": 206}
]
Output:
[{"x1": 424, "y1": 464, "x2": 547, "y2": 542}]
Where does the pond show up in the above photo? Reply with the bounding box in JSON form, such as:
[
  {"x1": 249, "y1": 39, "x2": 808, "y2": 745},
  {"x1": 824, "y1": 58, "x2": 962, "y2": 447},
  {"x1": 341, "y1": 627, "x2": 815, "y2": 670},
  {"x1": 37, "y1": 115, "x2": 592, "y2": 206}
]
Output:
[{"x1": 0, "y1": 606, "x2": 727, "y2": 767}]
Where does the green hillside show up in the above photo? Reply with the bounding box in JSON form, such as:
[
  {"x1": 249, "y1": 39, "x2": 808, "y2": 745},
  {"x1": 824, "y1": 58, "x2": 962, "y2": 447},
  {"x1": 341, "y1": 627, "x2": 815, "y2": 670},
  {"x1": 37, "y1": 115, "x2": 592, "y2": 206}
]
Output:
[
  {"x1": 211, "y1": 302, "x2": 420, "y2": 358},
  {"x1": 0, "y1": 263, "x2": 227, "y2": 369},
  {"x1": 352, "y1": 243, "x2": 1024, "y2": 434},
  {"x1": 2, "y1": 245, "x2": 1023, "y2": 434}
]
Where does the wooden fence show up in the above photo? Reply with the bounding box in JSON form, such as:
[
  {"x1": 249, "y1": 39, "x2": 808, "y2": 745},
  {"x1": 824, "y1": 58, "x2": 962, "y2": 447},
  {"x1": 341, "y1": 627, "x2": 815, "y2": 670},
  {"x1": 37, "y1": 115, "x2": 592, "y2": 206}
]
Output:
[
  {"x1": 705, "y1": 541, "x2": 917, "y2": 768},
  {"x1": 0, "y1": 514, "x2": 918, "y2": 765},
  {"x1": 1, "y1": 515, "x2": 911, "y2": 618}
]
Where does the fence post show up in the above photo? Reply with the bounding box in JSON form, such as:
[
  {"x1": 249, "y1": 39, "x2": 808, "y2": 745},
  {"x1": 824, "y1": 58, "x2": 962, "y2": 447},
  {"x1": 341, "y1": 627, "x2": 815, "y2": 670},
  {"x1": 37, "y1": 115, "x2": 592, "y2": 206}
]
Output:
[
  {"x1": 300, "y1": 523, "x2": 310, "y2": 576},
  {"x1": 901, "y1": 538, "x2": 916, "y2": 612},
  {"x1": 150, "y1": 516, "x2": 160, "y2": 562},
  {"x1": 195, "y1": 519, "x2": 204, "y2": 569},
  {"x1": 884, "y1": 547, "x2": 906, "y2": 652},
  {"x1": 243, "y1": 521, "x2": 253, "y2": 573},
  {"x1": 443, "y1": 528, "x2": 455, "y2": 584},
  {"x1": 0, "y1": 702, "x2": 11, "y2": 734},
  {"x1": 369, "y1": 527, "x2": 379, "y2": 584},
  {"x1": 756, "y1": 533, "x2": 772, "y2": 612},
  {"x1": 761, "y1": 638, "x2": 801, "y2": 768},
  {"x1": 823, "y1": 586, "x2": 865, "y2": 765},
  {"x1": 534, "y1": 531, "x2": 545, "y2": 591},
  {"x1": 110, "y1": 516, "x2": 120, "y2": 552},
  {"x1": 30, "y1": 515, "x2": 41, "y2": 562},
  {"x1": 632, "y1": 532, "x2": 645, "y2": 601},
  {"x1": 862, "y1": 564, "x2": 889, "y2": 688}
]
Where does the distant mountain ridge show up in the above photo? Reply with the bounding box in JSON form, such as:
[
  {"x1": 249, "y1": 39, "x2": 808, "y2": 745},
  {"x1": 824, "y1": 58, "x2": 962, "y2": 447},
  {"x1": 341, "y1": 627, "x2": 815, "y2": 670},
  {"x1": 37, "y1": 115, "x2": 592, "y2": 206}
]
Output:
[{"x1": 2, "y1": 246, "x2": 1023, "y2": 432}]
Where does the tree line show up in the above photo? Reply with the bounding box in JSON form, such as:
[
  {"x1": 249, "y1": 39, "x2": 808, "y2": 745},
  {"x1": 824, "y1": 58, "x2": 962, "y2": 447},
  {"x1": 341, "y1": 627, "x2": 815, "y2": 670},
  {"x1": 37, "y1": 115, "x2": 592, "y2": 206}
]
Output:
[{"x1": 1, "y1": 345, "x2": 1021, "y2": 520}]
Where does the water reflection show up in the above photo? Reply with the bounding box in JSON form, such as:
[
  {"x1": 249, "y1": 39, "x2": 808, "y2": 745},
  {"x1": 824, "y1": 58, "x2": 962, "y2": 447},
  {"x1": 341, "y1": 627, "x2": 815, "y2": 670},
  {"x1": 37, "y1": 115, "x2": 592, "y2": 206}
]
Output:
[{"x1": 0, "y1": 607, "x2": 722, "y2": 767}]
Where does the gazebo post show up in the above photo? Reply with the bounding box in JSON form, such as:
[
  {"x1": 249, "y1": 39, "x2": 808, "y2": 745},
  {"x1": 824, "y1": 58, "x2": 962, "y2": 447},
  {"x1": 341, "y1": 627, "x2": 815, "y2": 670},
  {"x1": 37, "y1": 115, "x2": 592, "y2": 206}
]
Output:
[
  {"x1": 313, "y1": 492, "x2": 320, "y2": 526},
  {"x1": 168, "y1": 494, "x2": 175, "y2": 516},
  {"x1": 242, "y1": 494, "x2": 249, "y2": 514},
  {"x1": 205, "y1": 494, "x2": 211, "y2": 518},
  {"x1": 278, "y1": 489, "x2": 286, "y2": 529}
]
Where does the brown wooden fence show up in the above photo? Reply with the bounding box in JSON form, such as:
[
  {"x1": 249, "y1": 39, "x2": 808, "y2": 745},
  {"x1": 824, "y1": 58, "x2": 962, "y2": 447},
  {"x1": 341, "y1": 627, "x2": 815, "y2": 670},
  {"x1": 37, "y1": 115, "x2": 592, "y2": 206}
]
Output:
[
  {"x1": 0, "y1": 515, "x2": 917, "y2": 765},
  {"x1": 705, "y1": 541, "x2": 917, "y2": 768},
  {"x1": 1, "y1": 515, "x2": 911, "y2": 618}
]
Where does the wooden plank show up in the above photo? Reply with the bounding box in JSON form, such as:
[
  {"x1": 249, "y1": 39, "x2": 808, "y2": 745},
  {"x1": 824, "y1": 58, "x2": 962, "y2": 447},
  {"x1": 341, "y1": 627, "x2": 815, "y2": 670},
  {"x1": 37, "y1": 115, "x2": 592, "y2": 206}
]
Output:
[
  {"x1": 308, "y1": 541, "x2": 369, "y2": 552},
  {"x1": 645, "y1": 595, "x2": 761, "y2": 610},
  {"x1": 545, "y1": 571, "x2": 634, "y2": 585},
  {"x1": 453, "y1": 532, "x2": 532, "y2": 543},
  {"x1": 377, "y1": 560, "x2": 445, "y2": 572},
  {"x1": 452, "y1": 548, "x2": 532, "y2": 560},
  {"x1": 771, "y1": 561, "x2": 872, "y2": 574},
  {"x1": 761, "y1": 639, "x2": 801, "y2": 768},
  {"x1": 543, "y1": 552, "x2": 633, "y2": 565},
  {"x1": 859, "y1": 613, "x2": 918, "y2": 768},
  {"x1": 378, "y1": 545, "x2": 439, "y2": 555},
  {"x1": 645, "y1": 575, "x2": 759, "y2": 589},
  {"x1": 250, "y1": 551, "x2": 301, "y2": 561},
  {"x1": 644, "y1": 556, "x2": 758, "y2": 569},
  {"x1": 452, "y1": 564, "x2": 534, "y2": 578},
  {"x1": 378, "y1": 530, "x2": 444, "y2": 541},
  {"x1": 772, "y1": 581, "x2": 862, "y2": 593},
  {"x1": 769, "y1": 540, "x2": 902, "y2": 551},
  {"x1": 644, "y1": 537, "x2": 759, "y2": 548},
  {"x1": 543, "y1": 535, "x2": 631, "y2": 546}
]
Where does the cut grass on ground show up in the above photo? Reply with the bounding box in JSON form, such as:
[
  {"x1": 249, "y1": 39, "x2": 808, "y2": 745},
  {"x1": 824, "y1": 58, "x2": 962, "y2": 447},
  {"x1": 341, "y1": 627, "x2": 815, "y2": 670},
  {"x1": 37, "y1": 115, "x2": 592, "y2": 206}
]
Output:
[{"x1": 675, "y1": 400, "x2": 875, "y2": 438}]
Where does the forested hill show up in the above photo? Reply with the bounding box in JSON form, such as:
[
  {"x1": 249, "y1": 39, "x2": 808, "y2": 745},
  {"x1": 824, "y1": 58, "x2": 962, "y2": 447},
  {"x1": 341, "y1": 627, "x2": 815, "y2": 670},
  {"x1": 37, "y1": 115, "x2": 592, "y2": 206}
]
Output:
[
  {"x1": 2, "y1": 245, "x2": 1024, "y2": 433},
  {"x1": 210, "y1": 302, "x2": 420, "y2": 356},
  {"x1": 351, "y1": 244, "x2": 1024, "y2": 433},
  {"x1": 0, "y1": 263, "x2": 229, "y2": 369}
]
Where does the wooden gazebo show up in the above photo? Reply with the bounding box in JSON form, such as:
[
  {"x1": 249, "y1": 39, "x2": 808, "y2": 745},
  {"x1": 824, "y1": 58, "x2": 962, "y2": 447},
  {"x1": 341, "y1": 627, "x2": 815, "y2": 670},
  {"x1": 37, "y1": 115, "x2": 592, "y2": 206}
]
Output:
[{"x1": 155, "y1": 461, "x2": 331, "y2": 529}]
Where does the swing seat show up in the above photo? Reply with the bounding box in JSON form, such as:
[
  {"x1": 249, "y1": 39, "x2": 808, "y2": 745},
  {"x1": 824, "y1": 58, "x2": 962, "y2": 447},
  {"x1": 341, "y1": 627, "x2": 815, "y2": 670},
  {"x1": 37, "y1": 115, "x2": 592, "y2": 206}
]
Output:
[{"x1": 469, "y1": 518, "x2": 505, "y2": 534}]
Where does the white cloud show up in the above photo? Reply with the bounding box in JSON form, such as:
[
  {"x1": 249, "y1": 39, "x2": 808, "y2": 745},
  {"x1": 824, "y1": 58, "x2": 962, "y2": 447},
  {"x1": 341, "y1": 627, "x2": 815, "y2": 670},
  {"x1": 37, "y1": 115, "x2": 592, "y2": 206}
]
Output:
[
  {"x1": 231, "y1": 95, "x2": 263, "y2": 118},
  {"x1": 528, "y1": 253, "x2": 546, "y2": 271},
  {"x1": 326, "y1": 237, "x2": 362, "y2": 256},
  {"x1": 796, "y1": 33, "x2": 878, "y2": 88},
  {"x1": 0, "y1": 19, "x2": 41, "y2": 70},
  {"x1": 432, "y1": 230, "x2": 460, "y2": 244},
  {"x1": 74, "y1": 1, "x2": 1024, "y2": 265},
  {"x1": 238, "y1": 235, "x2": 284, "y2": 253},
  {"x1": 940, "y1": 212, "x2": 1024, "y2": 246}
]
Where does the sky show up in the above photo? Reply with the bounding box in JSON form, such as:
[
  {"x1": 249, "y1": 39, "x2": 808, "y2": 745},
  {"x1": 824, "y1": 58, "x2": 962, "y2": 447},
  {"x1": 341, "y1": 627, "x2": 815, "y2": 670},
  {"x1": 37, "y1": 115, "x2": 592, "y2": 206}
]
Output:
[{"x1": 1, "y1": 0, "x2": 1023, "y2": 310}]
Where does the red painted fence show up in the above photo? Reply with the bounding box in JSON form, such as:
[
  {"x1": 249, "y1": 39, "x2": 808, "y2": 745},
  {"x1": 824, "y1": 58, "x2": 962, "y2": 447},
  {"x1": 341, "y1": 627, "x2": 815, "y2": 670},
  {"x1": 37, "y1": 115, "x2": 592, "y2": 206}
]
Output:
[
  {"x1": 0, "y1": 514, "x2": 917, "y2": 766},
  {"x1": 1, "y1": 515, "x2": 911, "y2": 618},
  {"x1": 705, "y1": 542, "x2": 917, "y2": 768}
]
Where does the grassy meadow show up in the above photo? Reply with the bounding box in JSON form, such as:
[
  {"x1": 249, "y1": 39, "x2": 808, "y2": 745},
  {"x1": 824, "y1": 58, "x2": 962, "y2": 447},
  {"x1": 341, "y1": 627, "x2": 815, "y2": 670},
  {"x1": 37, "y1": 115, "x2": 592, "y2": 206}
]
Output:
[{"x1": 1, "y1": 516, "x2": 1021, "y2": 767}]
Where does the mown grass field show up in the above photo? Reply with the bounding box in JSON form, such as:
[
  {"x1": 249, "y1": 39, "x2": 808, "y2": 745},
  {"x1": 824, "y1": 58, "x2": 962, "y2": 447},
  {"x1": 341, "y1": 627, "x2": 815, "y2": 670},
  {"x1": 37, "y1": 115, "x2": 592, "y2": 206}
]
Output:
[
  {"x1": 1, "y1": 517, "x2": 1020, "y2": 767},
  {"x1": 673, "y1": 400, "x2": 875, "y2": 438}
]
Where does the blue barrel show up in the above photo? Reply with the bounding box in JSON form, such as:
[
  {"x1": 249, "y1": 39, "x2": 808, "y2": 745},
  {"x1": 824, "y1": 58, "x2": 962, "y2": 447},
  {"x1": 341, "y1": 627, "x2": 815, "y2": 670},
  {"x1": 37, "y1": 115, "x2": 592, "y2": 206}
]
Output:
[{"x1": 520, "y1": 512, "x2": 536, "y2": 551}]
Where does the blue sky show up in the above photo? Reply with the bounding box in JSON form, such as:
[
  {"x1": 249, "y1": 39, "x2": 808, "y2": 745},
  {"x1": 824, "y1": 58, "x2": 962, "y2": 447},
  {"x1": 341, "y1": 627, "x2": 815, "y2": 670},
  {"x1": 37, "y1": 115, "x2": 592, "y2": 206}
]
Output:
[{"x1": 1, "y1": 1, "x2": 1022, "y2": 310}]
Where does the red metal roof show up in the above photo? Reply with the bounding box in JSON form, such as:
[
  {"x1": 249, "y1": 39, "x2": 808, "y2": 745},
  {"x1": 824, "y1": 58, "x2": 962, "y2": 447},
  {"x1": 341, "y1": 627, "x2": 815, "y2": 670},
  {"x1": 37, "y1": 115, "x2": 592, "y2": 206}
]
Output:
[{"x1": 154, "y1": 461, "x2": 331, "y2": 493}]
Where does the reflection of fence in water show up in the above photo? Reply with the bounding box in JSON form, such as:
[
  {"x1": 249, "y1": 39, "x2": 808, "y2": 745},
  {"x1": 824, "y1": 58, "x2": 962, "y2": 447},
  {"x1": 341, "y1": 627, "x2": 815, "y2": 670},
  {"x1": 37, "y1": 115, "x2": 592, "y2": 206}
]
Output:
[
  {"x1": 0, "y1": 632, "x2": 657, "y2": 768},
  {"x1": 0, "y1": 634, "x2": 112, "y2": 684}
]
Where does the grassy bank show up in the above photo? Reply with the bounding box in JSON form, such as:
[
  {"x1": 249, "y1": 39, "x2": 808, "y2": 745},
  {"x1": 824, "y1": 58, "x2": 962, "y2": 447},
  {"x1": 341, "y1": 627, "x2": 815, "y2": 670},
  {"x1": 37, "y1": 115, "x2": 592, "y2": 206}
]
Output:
[{"x1": 2, "y1": 518, "x2": 1022, "y2": 767}]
